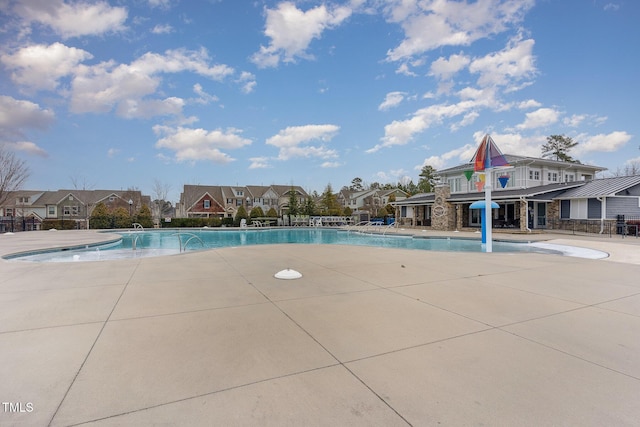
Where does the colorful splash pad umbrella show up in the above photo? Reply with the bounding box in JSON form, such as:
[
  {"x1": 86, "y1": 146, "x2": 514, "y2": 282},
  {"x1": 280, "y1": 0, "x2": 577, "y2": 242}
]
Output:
[{"x1": 471, "y1": 134, "x2": 510, "y2": 253}]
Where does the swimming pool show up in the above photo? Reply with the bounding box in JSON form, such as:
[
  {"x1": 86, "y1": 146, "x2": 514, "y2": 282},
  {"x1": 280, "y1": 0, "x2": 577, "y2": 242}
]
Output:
[{"x1": 4, "y1": 228, "x2": 608, "y2": 262}]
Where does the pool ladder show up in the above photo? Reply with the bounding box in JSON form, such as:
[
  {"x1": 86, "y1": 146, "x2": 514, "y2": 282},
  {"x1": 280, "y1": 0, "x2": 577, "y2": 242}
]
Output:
[
  {"x1": 172, "y1": 232, "x2": 206, "y2": 252},
  {"x1": 131, "y1": 223, "x2": 144, "y2": 250}
]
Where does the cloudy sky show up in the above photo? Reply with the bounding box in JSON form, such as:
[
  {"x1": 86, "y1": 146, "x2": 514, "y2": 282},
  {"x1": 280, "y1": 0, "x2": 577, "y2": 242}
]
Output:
[{"x1": 1, "y1": 0, "x2": 637, "y2": 201}]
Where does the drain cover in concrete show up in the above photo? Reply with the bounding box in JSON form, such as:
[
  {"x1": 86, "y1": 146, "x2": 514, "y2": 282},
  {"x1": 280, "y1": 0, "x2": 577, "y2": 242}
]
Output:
[{"x1": 274, "y1": 269, "x2": 302, "y2": 280}]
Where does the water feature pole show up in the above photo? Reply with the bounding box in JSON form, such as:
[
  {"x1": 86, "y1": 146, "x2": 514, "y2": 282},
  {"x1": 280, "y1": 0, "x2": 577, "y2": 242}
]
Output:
[{"x1": 472, "y1": 134, "x2": 509, "y2": 253}]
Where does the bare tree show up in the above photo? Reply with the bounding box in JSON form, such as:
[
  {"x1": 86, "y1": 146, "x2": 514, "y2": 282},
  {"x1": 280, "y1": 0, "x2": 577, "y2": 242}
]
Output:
[
  {"x1": 69, "y1": 175, "x2": 96, "y2": 190},
  {"x1": 611, "y1": 160, "x2": 640, "y2": 177},
  {"x1": 151, "y1": 179, "x2": 172, "y2": 221},
  {"x1": 0, "y1": 147, "x2": 30, "y2": 206},
  {"x1": 151, "y1": 178, "x2": 171, "y2": 201}
]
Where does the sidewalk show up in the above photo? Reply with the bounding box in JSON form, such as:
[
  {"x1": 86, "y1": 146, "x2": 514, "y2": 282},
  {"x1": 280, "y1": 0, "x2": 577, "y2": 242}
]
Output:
[{"x1": 1, "y1": 230, "x2": 639, "y2": 426}]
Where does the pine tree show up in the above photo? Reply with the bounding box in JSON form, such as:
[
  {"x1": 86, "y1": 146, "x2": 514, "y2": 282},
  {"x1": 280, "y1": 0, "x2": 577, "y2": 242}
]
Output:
[{"x1": 541, "y1": 135, "x2": 580, "y2": 163}]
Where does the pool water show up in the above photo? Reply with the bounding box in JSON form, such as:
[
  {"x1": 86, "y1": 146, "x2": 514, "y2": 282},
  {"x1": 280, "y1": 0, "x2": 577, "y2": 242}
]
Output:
[{"x1": 5, "y1": 228, "x2": 606, "y2": 262}]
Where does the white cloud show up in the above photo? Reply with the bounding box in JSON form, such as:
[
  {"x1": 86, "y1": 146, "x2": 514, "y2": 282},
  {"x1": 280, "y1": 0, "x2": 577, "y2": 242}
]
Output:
[
  {"x1": 131, "y1": 48, "x2": 234, "y2": 80},
  {"x1": 153, "y1": 125, "x2": 252, "y2": 163},
  {"x1": 251, "y1": 2, "x2": 352, "y2": 68},
  {"x1": 563, "y1": 114, "x2": 587, "y2": 127},
  {"x1": 321, "y1": 161, "x2": 341, "y2": 168},
  {"x1": 385, "y1": 0, "x2": 534, "y2": 61},
  {"x1": 0, "y1": 96, "x2": 53, "y2": 157},
  {"x1": 69, "y1": 48, "x2": 234, "y2": 116},
  {"x1": 378, "y1": 91, "x2": 407, "y2": 111},
  {"x1": 11, "y1": 141, "x2": 48, "y2": 157},
  {"x1": 469, "y1": 36, "x2": 537, "y2": 89},
  {"x1": 604, "y1": 3, "x2": 620, "y2": 12},
  {"x1": 516, "y1": 107, "x2": 560, "y2": 130},
  {"x1": 0, "y1": 95, "x2": 55, "y2": 139},
  {"x1": 369, "y1": 99, "x2": 483, "y2": 152},
  {"x1": 518, "y1": 99, "x2": 542, "y2": 109},
  {"x1": 450, "y1": 111, "x2": 479, "y2": 131},
  {"x1": 574, "y1": 131, "x2": 632, "y2": 154},
  {"x1": 429, "y1": 52, "x2": 470, "y2": 80},
  {"x1": 417, "y1": 144, "x2": 476, "y2": 171},
  {"x1": 1, "y1": 42, "x2": 93, "y2": 91},
  {"x1": 192, "y1": 84, "x2": 219, "y2": 104},
  {"x1": 14, "y1": 0, "x2": 127, "y2": 38},
  {"x1": 107, "y1": 148, "x2": 120, "y2": 158},
  {"x1": 148, "y1": 0, "x2": 172, "y2": 7},
  {"x1": 116, "y1": 97, "x2": 185, "y2": 119},
  {"x1": 266, "y1": 124, "x2": 339, "y2": 160},
  {"x1": 375, "y1": 168, "x2": 411, "y2": 185},
  {"x1": 395, "y1": 63, "x2": 417, "y2": 76},
  {"x1": 151, "y1": 24, "x2": 173, "y2": 34},
  {"x1": 249, "y1": 157, "x2": 271, "y2": 169},
  {"x1": 236, "y1": 71, "x2": 257, "y2": 94}
]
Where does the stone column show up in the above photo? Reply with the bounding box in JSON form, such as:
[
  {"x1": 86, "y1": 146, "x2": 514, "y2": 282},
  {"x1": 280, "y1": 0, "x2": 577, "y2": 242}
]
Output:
[
  {"x1": 431, "y1": 184, "x2": 454, "y2": 231},
  {"x1": 519, "y1": 199, "x2": 528, "y2": 231}
]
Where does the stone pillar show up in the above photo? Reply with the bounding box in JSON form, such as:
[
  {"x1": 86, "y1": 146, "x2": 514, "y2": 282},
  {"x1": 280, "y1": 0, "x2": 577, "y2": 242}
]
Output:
[
  {"x1": 519, "y1": 199, "x2": 528, "y2": 231},
  {"x1": 455, "y1": 204, "x2": 463, "y2": 230},
  {"x1": 431, "y1": 184, "x2": 455, "y2": 231}
]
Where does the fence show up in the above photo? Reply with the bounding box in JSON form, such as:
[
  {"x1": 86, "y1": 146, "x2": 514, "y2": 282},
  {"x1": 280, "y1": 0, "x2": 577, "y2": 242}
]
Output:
[{"x1": 546, "y1": 216, "x2": 640, "y2": 237}]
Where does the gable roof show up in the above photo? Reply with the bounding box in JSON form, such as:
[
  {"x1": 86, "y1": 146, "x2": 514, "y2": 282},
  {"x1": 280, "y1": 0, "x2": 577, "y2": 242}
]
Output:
[
  {"x1": 555, "y1": 175, "x2": 640, "y2": 199},
  {"x1": 181, "y1": 185, "x2": 225, "y2": 211}
]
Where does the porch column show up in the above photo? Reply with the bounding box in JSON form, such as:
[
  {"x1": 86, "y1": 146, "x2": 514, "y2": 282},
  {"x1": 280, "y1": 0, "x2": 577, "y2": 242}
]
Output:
[
  {"x1": 519, "y1": 199, "x2": 528, "y2": 231},
  {"x1": 432, "y1": 184, "x2": 453, "y2": 231}
]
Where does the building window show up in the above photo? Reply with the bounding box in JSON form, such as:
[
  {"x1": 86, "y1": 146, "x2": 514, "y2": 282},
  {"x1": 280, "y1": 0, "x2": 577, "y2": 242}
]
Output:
[
  {"x1": 496, "y1": 171, "x2": 514, "y2": 188},
  {"x1": 72, "y1": 206, "x2": 79, "y2": 216},
  {"x1": 6, "y1": 208, "x2": 13, "y2": 216},
  {"x1": 236, "y1": 190, "x2": 243, "y2": 196},
  {"x1": 447, "y1": 177, "x2": 461, "y2": 193},
  {"x1": 63, "y1": 206, "x2": 71, "y2": 216},
  {"x1": 204, "y1": 200, "x2": 211, "y2": 209},
  {"x1": 529, "y1": 170, "x2": 540, "y2": 180},
  {"x1": 48, "y1": 206, "x2": 55, "y2": 215},
  {"x1": 548, "y1": 172, "x2": 558, "y2": 182},
  {"x1": 565, "y1": 174, "x2": 575, "y2": 182},
  {"x1": 236, "y1": 199, "x2": 242, "y2": 206}
]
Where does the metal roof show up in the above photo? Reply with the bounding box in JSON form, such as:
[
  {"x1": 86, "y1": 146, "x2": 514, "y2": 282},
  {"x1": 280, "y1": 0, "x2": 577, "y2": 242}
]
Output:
[
  {"x1": 392, "y1": 182, "x2": 586, "y2": 206},
  {"x1": 555, "y1": 175, "x2": 640, "y2": 199}
]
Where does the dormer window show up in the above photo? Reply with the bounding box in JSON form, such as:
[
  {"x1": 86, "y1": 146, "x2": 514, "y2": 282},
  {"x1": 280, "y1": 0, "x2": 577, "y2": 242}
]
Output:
[{"x1": 204, "y1": 200, "x2": 211, "y2": 209}]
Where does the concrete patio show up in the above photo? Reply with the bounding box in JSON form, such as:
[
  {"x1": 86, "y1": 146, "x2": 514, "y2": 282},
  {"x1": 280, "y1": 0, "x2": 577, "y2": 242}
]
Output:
[{"x1": 1, "y1": 230, "x2": 640, "y2": 426}]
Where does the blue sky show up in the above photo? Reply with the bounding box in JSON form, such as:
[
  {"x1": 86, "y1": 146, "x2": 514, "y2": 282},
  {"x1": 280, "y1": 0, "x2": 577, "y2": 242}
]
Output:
[{"x1": 1, "y1": 0, "x2": 638, "y2": 202}]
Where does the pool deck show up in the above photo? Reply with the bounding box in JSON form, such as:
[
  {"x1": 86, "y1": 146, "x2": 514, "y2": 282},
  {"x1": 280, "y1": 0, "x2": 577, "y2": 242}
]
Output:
[{"x1": 1, "y1": 229, "x2": 640, "y2": 426}]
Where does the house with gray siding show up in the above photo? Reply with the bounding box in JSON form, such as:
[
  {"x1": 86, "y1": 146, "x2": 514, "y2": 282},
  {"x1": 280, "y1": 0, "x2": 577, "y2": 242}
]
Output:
[{"x1": 555, "y1": 175, "x2": 640, "y2": 227}]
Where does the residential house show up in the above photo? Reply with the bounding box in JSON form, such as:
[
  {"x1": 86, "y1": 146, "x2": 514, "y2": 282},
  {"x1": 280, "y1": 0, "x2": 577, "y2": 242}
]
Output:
[
  {"x1": 177, "y1": 184, "x2": 309, "y2": 219},
  {"x1": 553, "y1": 175, "x2": 640, "y2": 232},
  {"x1": 0, "y1": 189, "x2": 148, "y2": 232},
  {"x1": 337, "y1": 188, "x2": 408, "y2": 216},
  {"x1": 393, "y1": 154, "x2": 616, "y2": 232}
]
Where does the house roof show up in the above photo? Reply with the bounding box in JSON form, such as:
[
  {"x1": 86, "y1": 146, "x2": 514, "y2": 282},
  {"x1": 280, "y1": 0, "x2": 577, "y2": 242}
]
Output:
[
  {"x1": 392, "y1": 182, "x2": 586, "y2": 206},
  {"x1": 555, "y1": 175, "x2": 640, "y2": 199},
  {"x1": 392, "y1": 193, "x2": 435, "y2": 205},
  {"x1": 447, "y1": 182, "x2": 585, "y2": 202},
  {"x1": 181, "y1": 185, "x2": 225, "y2": 211},
  {"x1": 436, "y1": 154, "x2": 605, "y2": 175}
]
